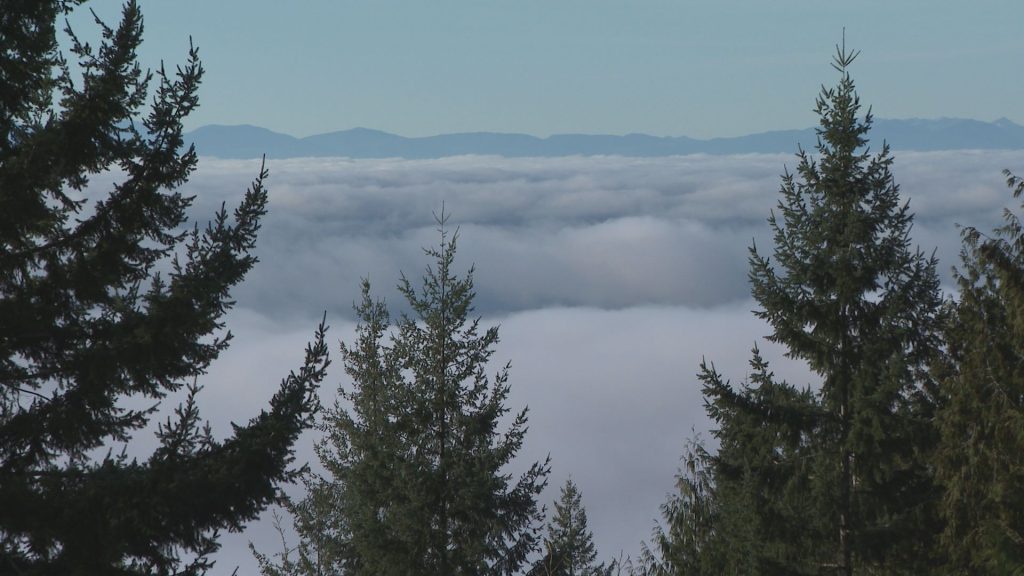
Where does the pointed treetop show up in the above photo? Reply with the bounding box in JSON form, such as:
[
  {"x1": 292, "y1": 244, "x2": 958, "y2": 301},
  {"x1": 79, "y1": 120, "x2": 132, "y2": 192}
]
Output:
[{"x1": 832, "y1": 28, "x2": 860, "y2": 73}]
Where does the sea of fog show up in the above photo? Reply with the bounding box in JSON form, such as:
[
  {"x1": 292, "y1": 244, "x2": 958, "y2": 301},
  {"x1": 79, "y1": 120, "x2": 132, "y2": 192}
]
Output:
[{"x1": 85, "y1": 150, "x2": 1024, "y2": 573}]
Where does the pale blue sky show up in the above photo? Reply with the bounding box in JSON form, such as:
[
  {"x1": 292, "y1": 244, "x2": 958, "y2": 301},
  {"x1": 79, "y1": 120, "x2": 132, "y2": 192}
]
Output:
[{"x1": 73, "y1": 1, "x2": 1022, "y2": 138}]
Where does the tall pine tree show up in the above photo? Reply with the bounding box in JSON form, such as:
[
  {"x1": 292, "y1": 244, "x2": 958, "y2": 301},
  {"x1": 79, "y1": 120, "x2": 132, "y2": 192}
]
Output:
[
  {"x1": 532, "y1": 479, "x2": 612, "y2": 576},
  {"x1": 0, "y1": 2, "x2": 329, "y2": 573},
  {"x1": 701, "y1": 43, "x2": 944, "y2": 575},
  {"x1": 255, "y1": 218, "x2": 550, "y2": 576},
  {"x1": 935, "y1": 169, "x2": 1024, "y2": 573},
  {"x1": 636, "y1": 437, "x2": 726, "y2": 576},
  {"x1": 699, "y1": 349, "x2": 823, "y2": 575}
]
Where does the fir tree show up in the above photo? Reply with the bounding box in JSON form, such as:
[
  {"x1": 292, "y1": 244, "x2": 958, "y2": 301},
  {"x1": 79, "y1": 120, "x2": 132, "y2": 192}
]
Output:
[
  {"x1": 533, "y1": 479, "x2": 612, "y2": 576},
  {"x1": 934, "y1": 169, "x2": 1024, "y2": 573},
  {"x1": 701, "y1": 43, "x2": 944, "y2": 575},
  {"x1": 255, "y1": 218, "x2": 550, "y2": 576},
  {"x1": 700, "y1": 350, "x2": 823, "y2": 575},
  {"x1": 0, "y1": 2, "x2": 329, "y2": 573},
  {"x1": 635, "y1": 438, "x2": 724, "y2": 576}
]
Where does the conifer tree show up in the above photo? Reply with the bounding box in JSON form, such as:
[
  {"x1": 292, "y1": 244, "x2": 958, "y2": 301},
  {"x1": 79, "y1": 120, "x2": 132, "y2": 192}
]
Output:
[
  {"x1": 935, "y1": 169, "x2": 1024, "y2": 572},
  {"x1": 699, "y1": 350, "x2": 823, "y2": 575},
  {"x1": 255, "y1": 219, "x2": 550, "y2": 576},
  {"x1": 0, "y1": 2, "x2": 329, "y2": 573},
  {"x1": 532, "y1": 479, "x2": 612, "y2": 576},
  {"x1": 701, "y1": 43, "x2": 944, "y2": 575},
  {"x1": 635, "y1": 438, "x2": 724, "y2": 576}
]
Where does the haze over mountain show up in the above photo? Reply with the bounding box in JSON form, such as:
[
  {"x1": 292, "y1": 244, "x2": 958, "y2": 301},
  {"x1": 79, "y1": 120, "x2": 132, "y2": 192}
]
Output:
[{"x1": 185, "y1": 117, "x2": 1024, "y2": 159}]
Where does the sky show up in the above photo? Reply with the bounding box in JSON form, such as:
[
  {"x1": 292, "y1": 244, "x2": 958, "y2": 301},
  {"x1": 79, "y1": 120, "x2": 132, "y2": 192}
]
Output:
[
  {"x1": 69, "y1": 0, "x2": 1024, "y2": 139},
  {"x1": 81, "y1": 150, "x2": 1024, "y2": 574},
  {"x1": 56, "y1": 1, "x2": 1024, "y2": 574}
]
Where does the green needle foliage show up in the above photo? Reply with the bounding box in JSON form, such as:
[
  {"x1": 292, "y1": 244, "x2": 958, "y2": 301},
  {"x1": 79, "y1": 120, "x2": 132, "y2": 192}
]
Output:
[
  {"x1": 935, "y1": 170, "x2": 1024, "y2": 573},
  {"x1": 636, "y1": 438, "x2": 724, "y2": 576},
  {"x1": 0, "y1": 2, "x2": 329, "y2": 574},
  {"x1": 697, "y1": 43, "x2": 945, "y2": 575},
  {"x1": 532, "y1": 479, "x2": 613, "y2": 576},
  {"x1": 255, "y1": 218, "x2": 549, "y2": 576},
  {"x1": 700, "y1": 349, "x2": 823, "y2": 575}
]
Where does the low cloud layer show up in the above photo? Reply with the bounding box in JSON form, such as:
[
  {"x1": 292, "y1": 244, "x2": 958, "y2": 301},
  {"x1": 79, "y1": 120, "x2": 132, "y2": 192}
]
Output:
[
  {"x1": 168, "y1": 150, "x2": 1024, "y2": 321},
  {"x1": 210, "y1": 303, "x2": 812, "y2": 573},
  {"x1": 82, "y1": 149, "x2": 1024, "y2": 573}
]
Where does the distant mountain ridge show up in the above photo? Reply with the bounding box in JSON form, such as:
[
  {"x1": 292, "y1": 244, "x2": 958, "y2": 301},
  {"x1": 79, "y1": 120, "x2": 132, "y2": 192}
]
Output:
[{"x1": 184, "y1": 117, "x2": 1024, "y2": 159}]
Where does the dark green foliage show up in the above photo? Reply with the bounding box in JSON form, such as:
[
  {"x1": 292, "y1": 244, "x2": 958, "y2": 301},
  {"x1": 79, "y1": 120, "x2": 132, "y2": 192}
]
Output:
[
  {"x1": 252, "y1": 281, "x2": 407, "y2": 576},
  {"x1": 700, "y1": 350, "x2": 824, "y2": 575},
  {"x1": 0, "y1": 2, "x2": 329, "y2": 573},
  {"x1": 255, "y1": 221, "x2": 549, "y2": 576},
  {"x1": 636, "y1": 438, "x2": 723, "y2": 576},
  {"x1": 642, "y1": 356, "x2": 823, "y2": 576},
  {"x1": 690, "y1": 45, "x2": 944, "y2": 575},
  {"x1": 532, "y1": 479, "x2": 612, "y2": 576},
  {"x1": 749, "y1": 45, "x2": 943, "y2": 574},
  {"x1": 934, "y1": 170, "x2": 1024, "y2": 573}
]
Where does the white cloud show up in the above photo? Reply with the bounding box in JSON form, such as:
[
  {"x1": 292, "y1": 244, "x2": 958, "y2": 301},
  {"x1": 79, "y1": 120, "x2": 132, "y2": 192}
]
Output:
[
  {"x1": 78, "y1": 149, "x2": 1024, "y2": 573},
  {"x1": 176, "y1": 151, "x2": 1024, "y2": 322},
  {"x1": 213, "y1": 302, "x2": 812, "y2": 574}
]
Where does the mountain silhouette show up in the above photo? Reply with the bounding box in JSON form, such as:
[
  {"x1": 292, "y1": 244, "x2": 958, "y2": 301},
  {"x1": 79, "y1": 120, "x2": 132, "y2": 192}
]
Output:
[{"x1": 185, "y1": 117, "x2": 1024, "y2": 159}]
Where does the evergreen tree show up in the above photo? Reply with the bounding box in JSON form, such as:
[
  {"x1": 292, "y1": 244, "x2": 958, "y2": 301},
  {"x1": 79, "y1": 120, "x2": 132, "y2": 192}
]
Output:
[
  {"x1": 699, "y1": 350, "x2": 823, "y2": 575},
  {"x1": 533, "y1": 479, "x2": 612, "y2": 576},
  {"x1": 935, "y1": 169, "x2": 1024, "y2": 573},
  {"x1": 701, "y1": 44, "x2": 944, "y2": 575},
  {"x1": 255, "y1": 219, "x2": 550, "y2": 576},
  {"x1": 635, "y1": 438, "x2": 724, "y2": 576},
  {"x1": 253, "y1": 281, "x2": 410, "y2": 576},
  {"x1": 0, "y1": 2, "x2": 329, "y2": 573}
]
